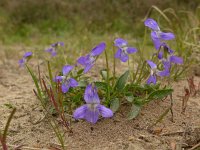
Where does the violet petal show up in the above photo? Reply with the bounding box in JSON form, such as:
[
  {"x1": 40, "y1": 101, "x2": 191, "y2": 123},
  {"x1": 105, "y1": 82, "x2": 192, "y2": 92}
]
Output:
[
  {"x1": 114, "y1": 38, "x2": 128, "y2": 48},
  {"x1": 170, "y1": 56, "x2": 183, "y2": 64},
  {"x1": 62, "y1": 65, "x2": 73, "y2": 76},
  {"x1": 126, "y1": 47, "x2": 137, "y2": 54},
  {"x1": 151, "y1": 31, "x2": 162, "y2": 50},
  {"x1": 160, "y1": 32, "x2": 175, "y2": 40},
  {"x1": 61, "y1": 83, "x2": 70, "y2": 93},
  {"x1": 84, "y1": 64, "x2": 94, "y2": 73},
  {"x1": 23, "y1": 52, "x2": 32, "y2": 58},
  {"x1": 147, "y1": 60, "x2": 157, "y2": 69},
  {"x1": 90, "y1": 42, "x2": 106, "y2": 56},
  {"x1": 84, "y1": 108, "x2": 99, "y2": 124},
  {"x1": 144, "y1": 18, "x2": 160, "y2": 31},
  {"x1": 73, "y1": 104, "x2": 88, "y2": 119},
  {"x1": 84, "y1": 84, "x2": 100, "y2": 104},
  {"x1": 98, "y1": 105, "x2": 113, "y2": 118},
  {"x1": 147, "y1": 75, "x2": 156, "y2": 85},
  {"x1": 69, "y1": 78, "x2": 78, "y2": 87}
]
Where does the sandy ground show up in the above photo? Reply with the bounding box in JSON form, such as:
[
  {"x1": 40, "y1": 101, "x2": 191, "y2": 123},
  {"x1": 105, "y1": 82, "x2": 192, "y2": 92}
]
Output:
[{"x1": 0, "y1": 50, "x2": 200, "y2": 150}]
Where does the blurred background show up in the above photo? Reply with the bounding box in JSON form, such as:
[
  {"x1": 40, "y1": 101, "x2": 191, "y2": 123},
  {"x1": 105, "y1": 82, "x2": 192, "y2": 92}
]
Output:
[
  {"x1": 0, "y1": 0, "x2": 199, "y2": 45},
  {"x1": 0, "y1": 0, "x2": 199, "y2": 73}
]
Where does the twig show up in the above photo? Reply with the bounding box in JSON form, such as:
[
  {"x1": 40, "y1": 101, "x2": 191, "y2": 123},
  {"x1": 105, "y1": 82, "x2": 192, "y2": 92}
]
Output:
[
  {"x1": 161, "y1": 131, "x2": 184, "y2": 136},
  {"x1": 189, "y1": 142, "x2": 200, "y2": 150},
  {"x1": 161, "y1": 126, "x2": 200, "y2": 136},
  {"x1": 7, "y1": 144, "x2": 49, "y2": 150}
]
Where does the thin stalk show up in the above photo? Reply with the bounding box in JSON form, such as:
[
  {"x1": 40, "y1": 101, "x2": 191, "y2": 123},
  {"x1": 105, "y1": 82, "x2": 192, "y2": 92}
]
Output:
[
  {"x1": 148, "y1": 107, "x2": 170, "y2": 130},
  {"x1": 104, "y1": 49, "x2": 111, "y2": 104},
  {"x1": 112, "y1": 46, "x2": 116, "y2": 86},
  {"x1": 132, "y1": 62, "x2": 140, "y2": 83},
  {"x1": 0, "y1": 132, "x2": 7, "y2": 150},
  {"x1": 136, "y1": 61, "x2": 146, "y2": 84},
  {"x1": 0, "y1": 108, "x2": 16, "y2": 150},
  {"x1": 49, "y1": 119, "x2": 66, "y2": 150},
  {"x1": 128, "y1": 58, "x2": 132, "y2": 82},
  {"x1": 47, "y1": 61, "x2": 55, "y2": 91}
]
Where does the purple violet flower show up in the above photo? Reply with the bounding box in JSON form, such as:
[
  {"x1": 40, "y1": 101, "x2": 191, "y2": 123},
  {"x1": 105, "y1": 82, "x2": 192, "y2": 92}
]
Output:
[
  {"x1": 73, "y1": 84, "x2": 113, "y2": 124},
  {"x1": 54, "y1": 65, "x2": 78, "y2": 93},
  {"x1": 158, "y1": 43, "x2": 183, "y2": 65},
  {"x1": 114, "y1": 38, "x2": 137, "y2": 62},
  {"x1": 146, "y1": 60, "x2": 170, "y2": 85},
  {"x1": 144, "y1": 18, "x2": 175, "y2": 50},
  {"x1": 18, "y1": 52, "x2": 33, "y2": 67},
  {"x1": 45, "y1": 42, "x2": 64, "y2": 57},
  {"x1": 77, "y1": 42, "x2": 106, "y2": 73}
]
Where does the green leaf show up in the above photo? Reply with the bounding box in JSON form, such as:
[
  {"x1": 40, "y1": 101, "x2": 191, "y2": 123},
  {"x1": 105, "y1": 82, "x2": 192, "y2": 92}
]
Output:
[
  {"x1": 100, "y1": 69, "x2": 108, "y2": 80},
  {"x1": 115, "y1": 70, "x2": 129, "y2": 91},
  {"x1": 26, "y1": 65, "x2": 42, "y2": 99},
  {"x1": 77, "y1": 69, "x2": 84, "y2": 75},
  {"x1": 148, "y1": 89, "x2": 173, "y2": 100},
  {"x1": 110, "y1": 98, "x2": 120, "y2": 112},
  {"x1": 94, "y1": 81, "x2": 108, "y2": 91},
  {"x1": 134, "y1": 98, "x2": 147, "y2": 105},
  {"x1": 127, "y1": 104, "x2": 141, "y2": 120},
  {"x1": 125, "y1": 92, "x2": 134, "y2": 103}
]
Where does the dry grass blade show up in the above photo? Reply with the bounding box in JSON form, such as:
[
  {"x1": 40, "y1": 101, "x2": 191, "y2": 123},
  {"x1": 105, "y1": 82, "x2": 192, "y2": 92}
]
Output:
[{"x1": 142, "y1": 5, "x2": 172, "y2": 26}]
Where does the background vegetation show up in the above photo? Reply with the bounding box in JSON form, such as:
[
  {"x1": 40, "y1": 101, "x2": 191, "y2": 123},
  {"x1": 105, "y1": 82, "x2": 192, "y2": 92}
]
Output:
[{"x1": 0, "y1": 0, "x2": 199, "y2": 45}]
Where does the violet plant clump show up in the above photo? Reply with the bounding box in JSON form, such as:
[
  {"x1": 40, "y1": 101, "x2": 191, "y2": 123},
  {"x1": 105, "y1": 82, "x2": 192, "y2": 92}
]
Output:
[{"x1": 21, "y1": 18, "x2": 185, "y2": 129}]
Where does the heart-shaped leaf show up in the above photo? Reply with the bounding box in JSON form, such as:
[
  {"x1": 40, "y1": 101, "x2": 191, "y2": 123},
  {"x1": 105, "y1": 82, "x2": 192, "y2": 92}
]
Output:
[{"x1": 127, "y1": 104, "x2": 141, "y2": 120}]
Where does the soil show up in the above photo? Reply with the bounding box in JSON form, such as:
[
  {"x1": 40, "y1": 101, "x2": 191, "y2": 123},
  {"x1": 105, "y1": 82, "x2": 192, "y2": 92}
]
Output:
[{"x1": 0, "y1": 49, "x2": 200, "y2": 150}]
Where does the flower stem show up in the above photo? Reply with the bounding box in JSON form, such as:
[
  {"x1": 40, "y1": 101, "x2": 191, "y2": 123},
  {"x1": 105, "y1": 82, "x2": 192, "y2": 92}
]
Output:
[
  {"x1": 113, "y1": 46, "x2": 116, "y2": 86},
  {"x1": 136, "y1": 61, "x2": 146, "y2": 84},
  {"x1": 128, "y1": 58, "x2": 132, "y2": 82},
  {"x1": 104, "y1": 49, "x2": 111, "y2": 105}
]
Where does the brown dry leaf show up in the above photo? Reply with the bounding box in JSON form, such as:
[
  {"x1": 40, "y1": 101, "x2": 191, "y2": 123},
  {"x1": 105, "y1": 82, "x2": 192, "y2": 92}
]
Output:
[
  {"x1": 181, "y1": 87, "x2": 190, "y2": 114},
  {"x1": 187, "y1": 76, "x2": 197, "y2": 96}
]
